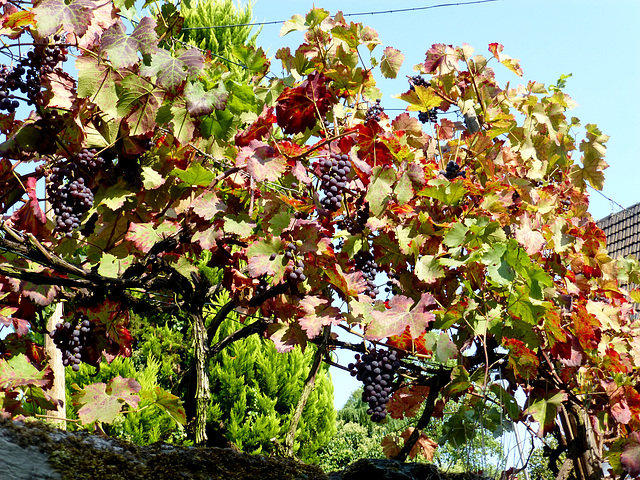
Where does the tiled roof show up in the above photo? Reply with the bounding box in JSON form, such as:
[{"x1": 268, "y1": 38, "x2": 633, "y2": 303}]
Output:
[{"x1": 596, "y1": 202, "x2": 640, "y2": 259}]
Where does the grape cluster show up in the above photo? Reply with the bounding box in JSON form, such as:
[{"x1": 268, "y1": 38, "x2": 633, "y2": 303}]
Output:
[
  {"x1": 348, "y1": 349, "x2": 401, "y2": 422},
  {"x1": 337, "y1": 201, "x2": 369, "y2": 235},
  {"x1": 355, "y1": 250, "x2": 379, "y2": 299},
  {"x1": 49, "y1": 317, "x2": 93, "y2": 372},
  {"x1": 418, "y1": 109, "x2": 438, "y2": 124},
  {"x1": 45, "y1": 149, "x2": 104, "y2": 236},
  {"x1": 318, "y1": 152, "x2": 351, "y2": 211},
  {"x1": 0, "y1": 36, "x2": 68, "y2": 111},
  {"x1": 365, "y1": 99, "x2": 384, "y2": 122},
  {"x1": 408, "y1": 75, "x2": 430, "y2": 90},
  {"x1": 282, "y1": 242, "x2": 306, "y2": 283},
  {"x1": 440, "y1": 160, "x2": 466, "y2": 180}
]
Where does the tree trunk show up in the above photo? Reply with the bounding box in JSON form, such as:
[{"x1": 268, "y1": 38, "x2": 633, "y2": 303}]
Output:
[
  {"x1": 192, "y1": 309, "x2": 210, "y2": 445},
  {"x1": 44, "y1": 303, "x2": 66, "y2": 429}
]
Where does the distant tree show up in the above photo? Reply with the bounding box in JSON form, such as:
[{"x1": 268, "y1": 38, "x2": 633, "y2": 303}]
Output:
[
  {"x1": 179, "y1": 0, "x2": 260, "y2": 80},
  {"x1": 207, "y1": 290, "x2": 336, "y2": 462}
]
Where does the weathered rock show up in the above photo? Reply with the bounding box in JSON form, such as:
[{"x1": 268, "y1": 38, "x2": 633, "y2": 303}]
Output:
[
  {"x1": 0, "y1": 419, "x2": 495, "y2": 480},
  {"x1": 0, "y1": 419, "x2": 327, "y2": 480}
]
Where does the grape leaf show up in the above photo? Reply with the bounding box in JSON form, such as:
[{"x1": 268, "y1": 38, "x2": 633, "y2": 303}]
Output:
[
  {"x1": 422, "y1": 44, "x2": 458, "y2": 74},
  {"x1": 423, "y1": 331, "x2": 458, "y2": 363},
  {"x1": 76, "y1": 56, "x2": 119, "y2": 118},
  {"x1": 569, "y1": 123, "x2": 609, "y2": 191},
  {"x1": 33, "y1": 0, "x2": 95, "y2": 37},
  {"x1": 415, "y1": 255, "x2": 445, "y2": 284},
  {"x1": 236, "y1": 140, "x2": 287, "y2": 182},
  {"x1": 298, "y1": 296, "x2": 342, "y2": 338},
  {"x1": 0, "y1": 354, "x2": 52, "y2": 389},
  {"x1": 621, "y1": 432, "x2": 640, "y2": 476},
  {"x1": 275, "y1": 71, "x2": 334, "y2": 135},
  {"x1": 380, "y1": 46, "x2": 404, "y2": 79},
  {"x1": 191, "y1": 191, "x2": 226, "y2": 220},
  {"x1": 125, "y1": 221, "x2": 180, "y2": 253},
  {"x1": 387, "y1": 384, "x2": 430, "y2": 419},
  {"x1": 185, "y1": 80, "x2": 228, "y2": 117},
  {"x1": 365, "y1": 293, "x2": 436, "y2": 341},
  {"x1": 502, "y1": 337, "x2": 539, "y2": 379},
  {"x1": 117, "y1": 74, "x2": 163, "y2": 136},
  {"x1": 172, "y1": 163, "x2": 215, "y2": 187},
  {"x1": 394, "y1": 85, "x2": 443, "y2": 112},
  {"x1": 524, "y1": 391, "x2": 567, "y2": 437},
  {"x1": 74, "y1": 376, "x2": 141, "y2": 424},
  {"x1": 101, "y1": 17, "x2": 158, "y2": 69},
  {"x1": 140, "y1": 49, "x2": 205, "y2": 90},
  {"x1": 488, "y1": 43, "x2": 523, "y2": 77},
  {"x1": 246, "y1": 237, "x2": 286, "y2": 280},
  {"x1": 235, "y1": 106, "x2": 276, "y2": 147},
  {"x1": 515, "y1": 213, "x2": 545, "y2": 255},
  {"x1": 141, "y1": 386, "x2": 186, "y2": 425}
]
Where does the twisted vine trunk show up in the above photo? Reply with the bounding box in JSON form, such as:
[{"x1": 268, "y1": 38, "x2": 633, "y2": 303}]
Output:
[{"x1": 192, "y1": 309, "x2": 210, "y2": 445}]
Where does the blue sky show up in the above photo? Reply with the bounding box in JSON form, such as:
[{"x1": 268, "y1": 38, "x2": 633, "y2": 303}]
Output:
[{"x1": 244, "y1": 0, "x2": 640, "y2": 409}]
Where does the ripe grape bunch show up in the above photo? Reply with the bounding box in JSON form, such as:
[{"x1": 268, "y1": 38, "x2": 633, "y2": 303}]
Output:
[
  {"x1": 348, "y1": 348, "x2": 401, "y2": 422},
  {"x1": 271, "y1": 241, "x2": 306, "y2": 283},
  {"x1": 0, "y1": 35, "x2": 68, "y2": 112},
  {"x1": 338, "y1": 200, "x2": 369, "y2": 235},
  {"x1": 49, "y1": 317, "x2": 93, "y2": 372},
  {"x1": 317, "y1": 152, "x2": 352, "y2": 211},
  {"x1": 355, "y1": 250, "x2": 379, "y2": 299},
  {"x1": 365, "y1": 99, "x2": 384, "y2": 122},
  {"x1": 408, "y1": 75, "x2": 430, "y2": 90},
  {"x1": 418, "y1": 109, "x2": 438, "y2": 124},
  {"x1": 45, "y1": 149, "x2": 104, "y2": 236},
  {"x1": 440, "y1": 160, "x2": 466, "y2": 180}
]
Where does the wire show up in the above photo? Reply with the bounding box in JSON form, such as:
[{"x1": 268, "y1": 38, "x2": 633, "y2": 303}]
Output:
[{"x1": 180, "y1": 0, "x2": 501, "y2": 31}]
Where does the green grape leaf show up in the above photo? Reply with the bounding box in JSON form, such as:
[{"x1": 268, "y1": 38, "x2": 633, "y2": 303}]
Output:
[
  {"x1": 172, "y1": 163, "x2": 215, "y2": 187},
  {"x1": 191, "y1": 191, "x2": 226, "y2": 220},
  {"x1": 141, "y1": 386, "x2": 186, "y2": 425},
  {"x1": 140, "y1": 49, "x2": 204, "y2": 90},
  {"x1": 73, "y1": 376, "x2": 141, "y2": 424},
  {"x1": 76, "y1": 56, "x2": 119, "y2": 117},
  {"x1": 0, "y1": 354, "x2": 52, "y2": 389},
  {"x1": 125, "y1": 221, "x2": 180, "y2": 253},
  {"x1": 415, "y1": 255, "x2": 445, "y2": 284},
  {"x1": 380, "y1": 46, "x2": 404, "y2": 79},
  {"x1": 524, "y1": 391, "x2": 567, "y2": 437},
  {"x1": 185, "y1": 80, "x2": 228, "y2": 117},
  {"x1": 101, "y1": 17, "x2": 158, "y2": 69}
]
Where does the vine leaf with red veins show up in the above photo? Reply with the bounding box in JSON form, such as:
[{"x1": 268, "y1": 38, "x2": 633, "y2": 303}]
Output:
[
  {"x1": 73, "y1": 376, "x2": 141, "y2": 424},
  {"x1": 100, "y1": 17, "x2": 158, "y2": 69},
  {"x1": 365, "y1": 293, "x2": 436, "y2": 341},
  {"x1": 33, "y1": 0, "x2": 95, "y2": 37},
  {"x1": 140, "y1": 49, "x2": 205, "y2": 90},
  {"x1": 298, "y1": 296, "x2": 342, "y2": 338},
  {"x1": 276, "y1": 71, "x2": 333, "y2": 135},
  {"x1": 0, "y1": 353, "x2": 52, "y2": 390},
  {"x1": 236, "y1": 140, "x2": 287, "y2": 182}
]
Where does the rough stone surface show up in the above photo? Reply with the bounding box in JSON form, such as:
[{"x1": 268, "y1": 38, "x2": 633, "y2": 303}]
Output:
[{"x1": 0, "y1": 419, "x2": 494, "y2": 480}]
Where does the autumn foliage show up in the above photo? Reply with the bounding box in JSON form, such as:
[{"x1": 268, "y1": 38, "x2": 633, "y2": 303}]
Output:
[{"x1": 0, "y1": 2, "x2": 638, "y2": 477}]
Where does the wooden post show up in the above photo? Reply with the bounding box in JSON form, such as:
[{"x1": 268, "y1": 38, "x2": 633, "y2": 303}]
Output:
[{"x1": 44, "y1": 302, "x2": 66, "y2": 429}]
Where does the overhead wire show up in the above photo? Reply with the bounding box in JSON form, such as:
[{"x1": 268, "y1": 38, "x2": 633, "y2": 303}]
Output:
[{"x1": 180, "y1": 0, "x2": 501, "y2": 31}]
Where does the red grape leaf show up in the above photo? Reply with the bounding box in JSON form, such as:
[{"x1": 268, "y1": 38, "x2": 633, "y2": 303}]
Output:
[
  {"x1": 488, "y1": 43, "x2": 523, "y2": 77},
  {"x1": 515, "y1": 213, "x2": 545, "y2": 255},
  {"x1": 74, "y1": 0, "x2": 118, "y2": 50},
  {"x1": 33, "y1": 0, "x2": 95, "y2": 37},
  {"x1": 275, "y1": 71, "x2": 334, "y2": 135},
  {"x1": 118, "y1": 74, "x2": 163, "y2": 136},
  {"x1": 141, "y1": 49, "x2": 205, "y2": 90},
  {"x1": 235, "y1": 106, "x2": 276, "y2": 147},
  {"x1": 246, "y1": 237, "x2": 285, "y2": 279},
  {"x1": 191, "y1": 192, "x2": 226, "y2": 220},
  {"x1": 524, "y1": 391, "x2": 567, "y2": 437},
  {"x1": 74, "y1": 376, "x2": 141, "y2": 424},
  {"x1": 185, "y1": 80, "x2": 228, "y2": 117},
  {"x1": 325, "y1": 264, "x2": 366, "y2": 299},
  {"x1": 388, "y1": 384, "x2": 430, "y2": 419},
  {"x1": 422, "y1": 44, "x2": 458, "y2": 74},
  {"x1": 382, "y1": 428, "x2": 437, "y2": 461},
  {"x1": 7, "y1": 278, "x2": 58, "y2": 306},
  {"x1": 621, "y1": 432, "x2": 640, "y2": 476},
  {"x1": 298, "y1": 296, "x2": 342, "y2": 338},
  {"x1": 0, "y1": 353, "x2": 52, "y2": 389},
  {"x1": 266, "y1": 321, "x2": 308, "y2": 353},
  {"x1": 125, "y1": 221, "x2": 180, "y2": 253},
  {"x1": 365, "y1": 293, "x2": 436, "y2": 341},
  {"x1": 8, "y1": 176, "x2": 46, "y2": 235},
  {"x1": 236, "y1": 140, "x2": 287, "y2": 182},
  {"x1": 502, "y1": 337, "x2": 539, "y2": 379}
]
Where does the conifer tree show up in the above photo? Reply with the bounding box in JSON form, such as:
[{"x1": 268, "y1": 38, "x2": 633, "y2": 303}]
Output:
[
  {"x1": 179, "y1": 0, "x2": 259, "y2": 80},
  {"x1": 207, "y1": 291, "x2": 336, "y2": 462}
]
